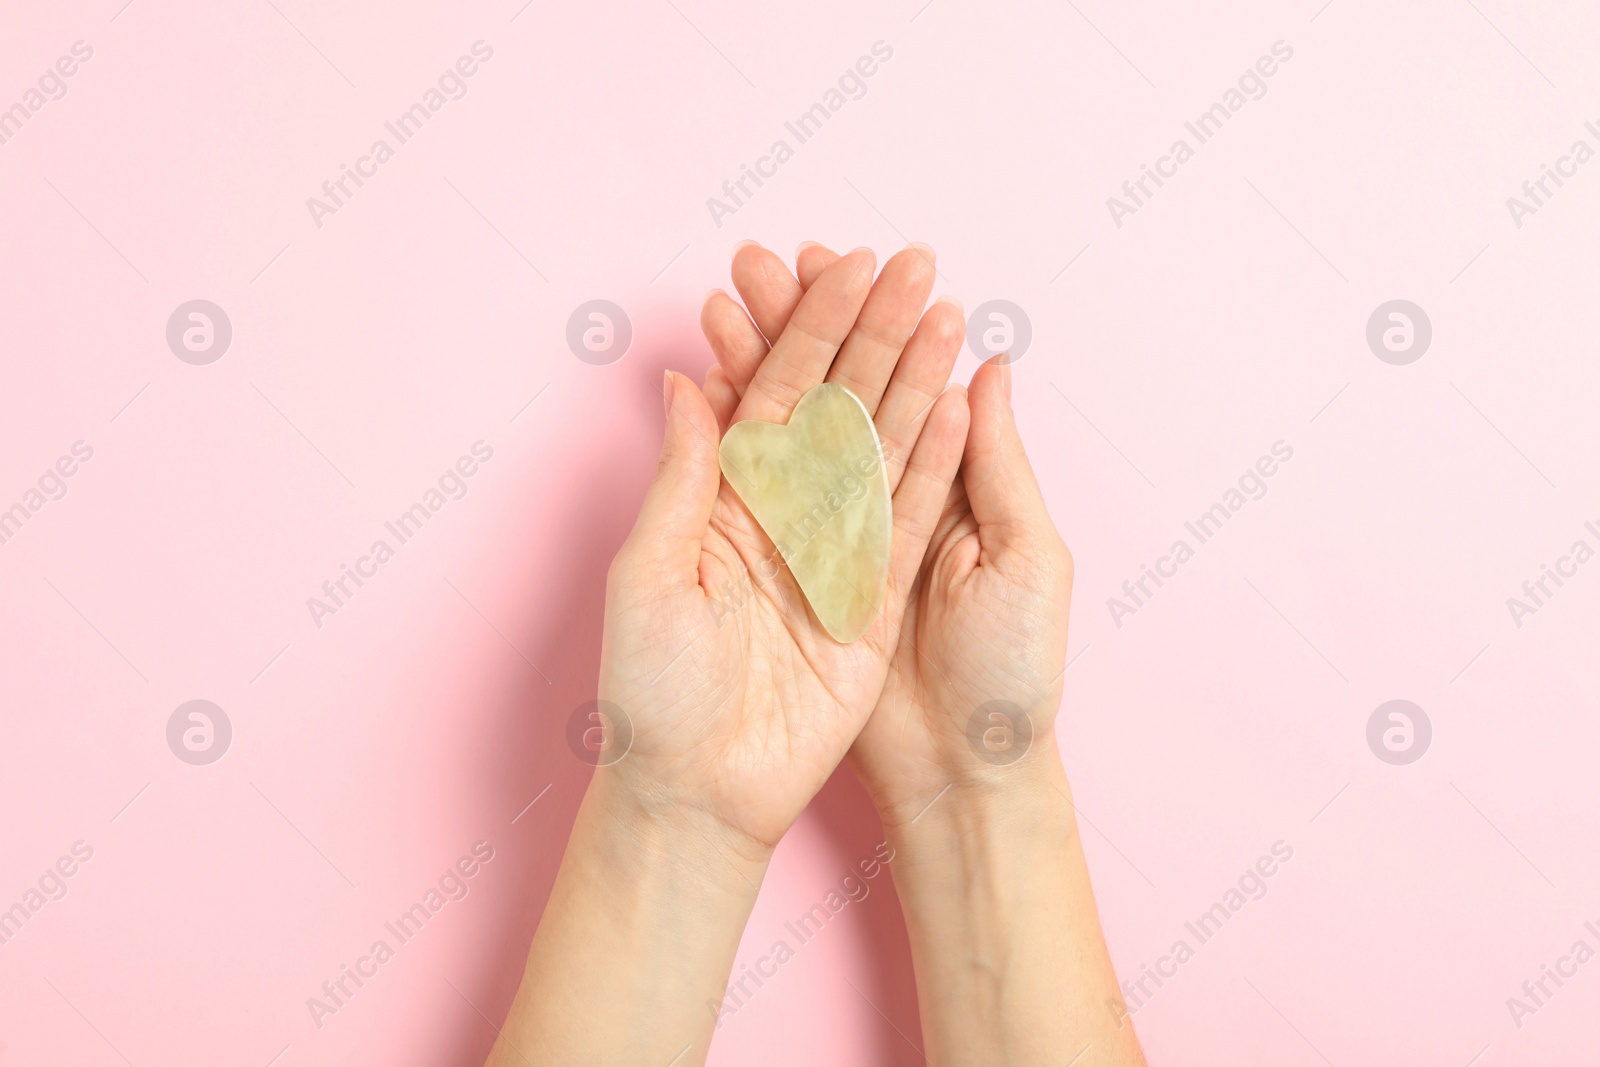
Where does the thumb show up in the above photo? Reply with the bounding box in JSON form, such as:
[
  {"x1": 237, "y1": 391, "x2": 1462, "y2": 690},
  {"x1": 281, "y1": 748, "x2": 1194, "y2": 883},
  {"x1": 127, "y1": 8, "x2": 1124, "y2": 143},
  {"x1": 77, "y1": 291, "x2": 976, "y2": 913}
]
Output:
[
  {"x1": 621, "y1": 370, "x2": 722, "y2": 585},
  {"x1": 961, "y1": 358, "x2": 1054, "y2": 555}
]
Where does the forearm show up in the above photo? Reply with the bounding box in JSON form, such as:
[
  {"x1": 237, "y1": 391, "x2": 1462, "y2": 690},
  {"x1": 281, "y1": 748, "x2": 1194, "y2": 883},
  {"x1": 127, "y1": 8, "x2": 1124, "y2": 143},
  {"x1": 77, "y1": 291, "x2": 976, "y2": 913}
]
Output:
[
  {"x1": 487, "y1": 772, "x2": 769, "y2": 1067},
  {"x1": 882, "y1": 739, "x2": 1145, "y2": 1066}
]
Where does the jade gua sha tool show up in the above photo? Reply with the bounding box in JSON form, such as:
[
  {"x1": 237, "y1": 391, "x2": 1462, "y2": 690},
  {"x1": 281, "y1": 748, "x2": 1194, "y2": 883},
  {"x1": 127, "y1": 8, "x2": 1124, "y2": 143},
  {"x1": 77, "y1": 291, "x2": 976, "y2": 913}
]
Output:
[{"x1": 718, "y1": 382, "x2": 891, "y2": 643}]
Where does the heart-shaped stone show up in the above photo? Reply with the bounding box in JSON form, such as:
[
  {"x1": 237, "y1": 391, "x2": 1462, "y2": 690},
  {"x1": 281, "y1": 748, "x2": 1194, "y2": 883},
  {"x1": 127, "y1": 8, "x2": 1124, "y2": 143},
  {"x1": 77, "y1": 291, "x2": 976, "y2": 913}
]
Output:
[{"x1": 718, "y1": 383, "x2": 891, "y2": 643}]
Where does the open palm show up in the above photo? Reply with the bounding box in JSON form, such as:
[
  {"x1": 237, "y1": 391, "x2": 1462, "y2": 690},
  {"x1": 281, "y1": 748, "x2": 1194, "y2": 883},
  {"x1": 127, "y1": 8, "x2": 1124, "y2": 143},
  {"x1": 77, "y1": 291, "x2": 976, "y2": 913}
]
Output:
[
  {"x1": 699, "y1": 243, "x2": 1075, "y2": 830},
  {"x1": 861, "y1": 358, "x2": 1074, "y2": 821},
  {"x1": 600, "y1": 248, "x2": 970, "y2": 851}
]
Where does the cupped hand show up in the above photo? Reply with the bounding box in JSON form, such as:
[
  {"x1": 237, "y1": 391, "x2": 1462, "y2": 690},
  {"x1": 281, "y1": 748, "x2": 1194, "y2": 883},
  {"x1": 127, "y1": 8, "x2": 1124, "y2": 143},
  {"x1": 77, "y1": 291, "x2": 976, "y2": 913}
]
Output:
[
  {"x1": 700, "y1": 243, "x2": 1075, "y2": 829},
  {"x1": 599, "y1": 246, "x2": 970, "y2": 856}
]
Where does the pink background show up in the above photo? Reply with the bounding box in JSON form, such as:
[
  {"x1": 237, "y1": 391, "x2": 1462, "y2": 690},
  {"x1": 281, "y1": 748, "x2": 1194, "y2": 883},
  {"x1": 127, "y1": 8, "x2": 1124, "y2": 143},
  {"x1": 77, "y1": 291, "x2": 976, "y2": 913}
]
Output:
[{"x1": 3, "y1": 0, "x2": 1598, "y2": 1063}]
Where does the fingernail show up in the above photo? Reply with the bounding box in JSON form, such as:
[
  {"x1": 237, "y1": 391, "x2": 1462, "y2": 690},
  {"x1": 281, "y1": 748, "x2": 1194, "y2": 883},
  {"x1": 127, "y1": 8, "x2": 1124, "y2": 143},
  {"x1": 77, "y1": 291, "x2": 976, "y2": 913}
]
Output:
[
  {"x1": 704, "y1": 287, "x2": 725, "y2": 305},
  {"x1": 934, "y1": 294, "x2": 964, "y2": 315},
  {"x1": 733, "y1": 239, "x2": 760, "y2": 258},
  {"x1": 663, "y1": 370, "x2": 675, "y2": 419},
  {"x1": 907, "y1": 242, "x2": 936, "y2": 263},
  {"x1": 796, "y1": 240, "x2": 821, "y2": 259}
]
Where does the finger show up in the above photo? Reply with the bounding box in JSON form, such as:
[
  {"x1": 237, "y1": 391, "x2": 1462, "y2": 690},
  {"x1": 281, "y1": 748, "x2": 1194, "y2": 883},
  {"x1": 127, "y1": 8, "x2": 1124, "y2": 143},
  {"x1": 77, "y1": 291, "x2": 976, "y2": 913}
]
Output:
[
  {"x1": 873, "y1": 296, "x2": 965, "y2": 493},
  {"x1": 621, "y1": 371, "x2": 721, "y2": 586},
  {"x1": 731, "y1": 241, "x2": 803, "y2": 344},
  {"x1": 703, "y1": 363, "x2": 739, "y2": 434},
  {"x1": 961, "y1": 358, "x2": 1054, "y2": 555},
  {"x1": 701, "y1": 288, "x2": 768, "y2": 394},
  {"x1": 704, "y1": 242, "x2": 841, "y2": 412},
  {"x1": 796, "y1": 241, "x2": 839, "y2": 290},
  {"x1": 883, "y1": 386, "x2": 971, "y2": 619},
  {"x1": 931, "y1": 470, "x2": 974, "y2": 549},
  {"x1": 825, "y1": 244, "x2": 937, "y2": 415},
  {"x1": 733, "y1": 248, "x2": 875, "y2": 426},
  {"x1": 714, "y1": 243, "x2": 833, "y2": 401}
]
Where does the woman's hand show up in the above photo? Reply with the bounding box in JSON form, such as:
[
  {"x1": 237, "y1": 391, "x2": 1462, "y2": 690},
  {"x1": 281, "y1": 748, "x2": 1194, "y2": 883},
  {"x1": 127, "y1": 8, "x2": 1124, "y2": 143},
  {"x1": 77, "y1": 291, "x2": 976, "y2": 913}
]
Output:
[
  {"x1": 599, "y1": 245, "x2": 970, "y2": 855},
  {"x1": 702, "y1": 244, "x2": 1144, "y2": 1066},
  {"x1": 488, "y1": 246, "x2": 969, "y2": 1067},
  {"x1": 700, "y1": 243, "x2": 1074, "y2": 827}
]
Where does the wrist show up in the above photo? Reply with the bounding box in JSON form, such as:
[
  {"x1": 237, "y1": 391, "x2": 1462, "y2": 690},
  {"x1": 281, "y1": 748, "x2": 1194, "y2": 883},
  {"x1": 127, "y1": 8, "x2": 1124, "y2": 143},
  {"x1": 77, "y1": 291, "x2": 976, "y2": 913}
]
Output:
[
  {"x1": 865, "y1": 726, "x2": 1146, "y2": 1066},
  {"x1": 582, "y1": 766, "x2": 776, "y2": 887},
  {"x1": 509, "y1": 762, "x2": 772, "y2": 1065},
  {"x1": 876, "y1": 725, "x2": 1072, "y2": 840},
  {"x1": 875, "y1": 732, "x2": 1075, "y2": 895}
]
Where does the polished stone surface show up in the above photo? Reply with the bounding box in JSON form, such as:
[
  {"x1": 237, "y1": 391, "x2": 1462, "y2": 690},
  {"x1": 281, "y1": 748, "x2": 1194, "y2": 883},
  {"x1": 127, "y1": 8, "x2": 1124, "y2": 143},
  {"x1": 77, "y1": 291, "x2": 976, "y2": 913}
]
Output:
[{"x1": 719, "y1": 383, "x2": 891, "y2": 643}]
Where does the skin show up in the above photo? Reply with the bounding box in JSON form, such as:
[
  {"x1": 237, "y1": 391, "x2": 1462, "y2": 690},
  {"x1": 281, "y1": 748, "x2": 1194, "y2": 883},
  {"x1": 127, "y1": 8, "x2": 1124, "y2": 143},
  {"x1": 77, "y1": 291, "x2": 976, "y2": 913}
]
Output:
[
  {"x1": 485, "y1": 243, "x2": 1144, "y2": 1066},
  {"x1": 705, "y1": 242, "x2": 1146, "y2": 1065},
  {"x1": 485, "y1": 247, "x2": 969, "y2": 1066}
]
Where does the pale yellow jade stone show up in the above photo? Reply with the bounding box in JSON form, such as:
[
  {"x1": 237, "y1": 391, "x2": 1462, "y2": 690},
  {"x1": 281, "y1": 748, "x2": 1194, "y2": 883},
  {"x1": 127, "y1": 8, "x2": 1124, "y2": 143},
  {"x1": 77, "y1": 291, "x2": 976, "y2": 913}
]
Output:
[{"x1": 718, "y1": 383, "x2": 891, "y2": 643}]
